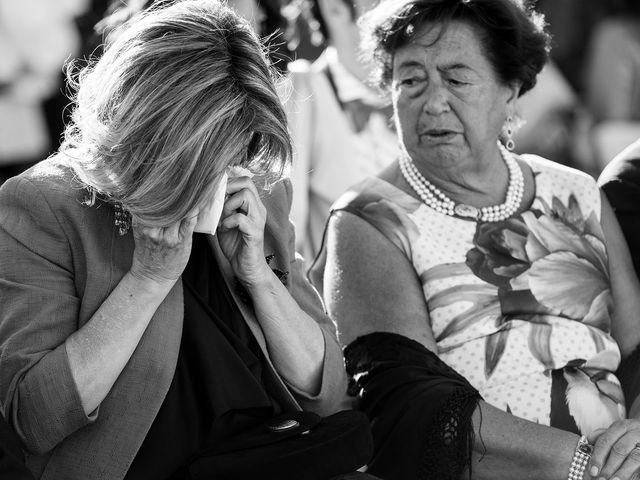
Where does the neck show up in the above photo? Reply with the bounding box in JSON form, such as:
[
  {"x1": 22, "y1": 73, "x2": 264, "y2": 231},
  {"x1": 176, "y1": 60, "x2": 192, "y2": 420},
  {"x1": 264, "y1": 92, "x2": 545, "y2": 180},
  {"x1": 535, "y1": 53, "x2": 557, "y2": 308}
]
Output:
[
  {"x1": 418, "y1": 146, "x2": 508, "y2": 205},
  {"x1": 399, "y1": 141, "x2": 524, "y2": 222},
  {"x1": 328, "y1": 26, "x2": 372, "y2": 83}
]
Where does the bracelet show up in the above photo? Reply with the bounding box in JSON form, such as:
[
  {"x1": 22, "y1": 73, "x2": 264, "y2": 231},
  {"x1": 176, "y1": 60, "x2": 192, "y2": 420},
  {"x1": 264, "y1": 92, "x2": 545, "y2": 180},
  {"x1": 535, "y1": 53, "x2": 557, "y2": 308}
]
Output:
[{"x1": 567, "y1": 435, "x2": 593, "y2": 480}]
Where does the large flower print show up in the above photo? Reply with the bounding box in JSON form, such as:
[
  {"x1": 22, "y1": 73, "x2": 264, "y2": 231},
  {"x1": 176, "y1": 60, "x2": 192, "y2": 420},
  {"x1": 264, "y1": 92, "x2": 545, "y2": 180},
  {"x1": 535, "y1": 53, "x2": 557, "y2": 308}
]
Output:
[{"x1": 466, "y1": 194, "x2": 613, "y2": 377}]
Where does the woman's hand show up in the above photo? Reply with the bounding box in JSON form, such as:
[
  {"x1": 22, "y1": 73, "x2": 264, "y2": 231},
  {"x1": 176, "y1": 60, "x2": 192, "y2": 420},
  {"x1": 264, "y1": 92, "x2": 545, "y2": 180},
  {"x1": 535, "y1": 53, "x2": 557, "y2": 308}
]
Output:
[
  {"x1": 588, "y1": 420, "x2": 640, "y2": 479},
  {"x1": 130, "y1": 212, "x2": 198, "y2": 288},
  {"x1": 217, "y1": 176, "x2": 271, "y2": 288}
]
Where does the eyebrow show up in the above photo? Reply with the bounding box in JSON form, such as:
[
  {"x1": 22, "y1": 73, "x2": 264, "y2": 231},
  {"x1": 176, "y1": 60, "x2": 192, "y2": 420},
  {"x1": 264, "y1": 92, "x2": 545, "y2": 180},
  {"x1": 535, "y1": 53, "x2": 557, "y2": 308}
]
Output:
[
  {"x1": 396, "y1": 60, "x2": 425, "y2": 72},
  {"x1": 441, "y1": 63, "x2": 474, "y2": 73},
  {"x1": 396, "y1": 60, "x2": 476, "y2": 74}
]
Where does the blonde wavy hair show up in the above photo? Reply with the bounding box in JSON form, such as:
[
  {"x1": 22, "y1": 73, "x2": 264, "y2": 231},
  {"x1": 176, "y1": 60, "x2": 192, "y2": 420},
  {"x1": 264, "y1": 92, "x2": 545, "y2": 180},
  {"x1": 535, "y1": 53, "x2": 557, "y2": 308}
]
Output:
[{"x1": 62, "y1": 0, "x2": 291, "y2": 226}]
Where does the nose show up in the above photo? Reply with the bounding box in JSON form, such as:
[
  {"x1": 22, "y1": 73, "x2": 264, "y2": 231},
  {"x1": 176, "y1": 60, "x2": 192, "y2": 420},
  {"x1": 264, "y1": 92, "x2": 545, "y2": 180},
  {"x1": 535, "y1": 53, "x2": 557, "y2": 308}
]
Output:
[{"x1": 422, "y1": 81, "x2": 450, "y2": 116}]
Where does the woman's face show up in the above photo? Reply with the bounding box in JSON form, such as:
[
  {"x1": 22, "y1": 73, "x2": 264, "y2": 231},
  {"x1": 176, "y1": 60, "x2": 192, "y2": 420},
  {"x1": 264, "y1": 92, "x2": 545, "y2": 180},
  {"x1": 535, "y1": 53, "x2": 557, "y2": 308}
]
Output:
[{"x1": 391, "y1": 20, "x2": 519, "y2": 172}]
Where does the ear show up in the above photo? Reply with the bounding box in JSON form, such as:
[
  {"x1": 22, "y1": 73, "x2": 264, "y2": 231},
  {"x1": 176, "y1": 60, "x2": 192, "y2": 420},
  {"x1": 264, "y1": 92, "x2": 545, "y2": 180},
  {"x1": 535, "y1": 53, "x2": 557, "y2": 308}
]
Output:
[{"x1": 505, "y1": 80, "x2": 522, "y2": 110}]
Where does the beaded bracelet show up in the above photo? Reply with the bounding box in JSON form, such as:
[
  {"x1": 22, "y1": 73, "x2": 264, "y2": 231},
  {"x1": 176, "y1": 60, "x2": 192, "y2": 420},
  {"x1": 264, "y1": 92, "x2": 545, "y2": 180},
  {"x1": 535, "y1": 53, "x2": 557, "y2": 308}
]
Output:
[{"x1": 567, "y1": 436, "x2": 593, "y2": 480}]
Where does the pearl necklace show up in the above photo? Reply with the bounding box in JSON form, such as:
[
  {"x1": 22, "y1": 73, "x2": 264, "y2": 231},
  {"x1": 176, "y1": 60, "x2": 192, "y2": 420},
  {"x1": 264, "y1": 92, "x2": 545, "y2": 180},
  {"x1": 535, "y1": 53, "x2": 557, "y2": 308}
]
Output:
[{"x1": 399, "y1": 141, "x2": 524, "y2": 222}]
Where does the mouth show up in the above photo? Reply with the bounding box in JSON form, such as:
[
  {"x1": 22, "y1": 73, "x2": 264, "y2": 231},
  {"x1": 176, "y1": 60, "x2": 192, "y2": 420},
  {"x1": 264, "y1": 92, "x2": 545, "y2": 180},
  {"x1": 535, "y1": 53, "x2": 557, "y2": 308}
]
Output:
[
  {"x1": 422, "y1": 128, "x2": 456, "y2": 137},
  {"x1": 421, "y1": 129, "x2": 459, "y2": 140}
]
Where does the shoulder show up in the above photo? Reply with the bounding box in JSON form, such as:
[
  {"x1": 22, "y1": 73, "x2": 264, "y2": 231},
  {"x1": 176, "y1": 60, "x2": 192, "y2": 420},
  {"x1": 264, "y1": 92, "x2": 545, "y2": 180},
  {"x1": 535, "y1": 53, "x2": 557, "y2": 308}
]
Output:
[
  {"x1": 1, "y1": 155, "x2": 89, "y2": 209},
  {"x1": 0, "y1": 155, "x2": 90, "y2": 227},
  {"x1": 523, "y1": 154, "x2": 595, "y2": 182},
  {"x1": 329, "y1": 174, "x2": 422, "y2": 258},
  {"x1": 332, "y1": 172, "x2": 420, "y2": 212},
  {"x1": 522, "y1": 153, "x2": 603, "y2": 221},
  {"x1": 523, "y1": 153, "x2": 599, "y2": 193},
  {"x1": 0, "y1": 155, "x2": 112, "y2": 253}
]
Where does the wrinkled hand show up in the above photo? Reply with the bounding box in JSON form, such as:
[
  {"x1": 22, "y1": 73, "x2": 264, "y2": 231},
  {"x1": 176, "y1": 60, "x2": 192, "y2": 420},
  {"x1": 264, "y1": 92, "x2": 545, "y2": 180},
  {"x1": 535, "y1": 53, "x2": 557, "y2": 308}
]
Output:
[
  {"x1": 130, "y1": 212, "x2": 198, "y2": 287},
  {"x1": 217, "y1": 176, "x2": 271, "y2": 288},
  {"x1": 588, "y1": 420, "x2": 640, "y2": 480}
]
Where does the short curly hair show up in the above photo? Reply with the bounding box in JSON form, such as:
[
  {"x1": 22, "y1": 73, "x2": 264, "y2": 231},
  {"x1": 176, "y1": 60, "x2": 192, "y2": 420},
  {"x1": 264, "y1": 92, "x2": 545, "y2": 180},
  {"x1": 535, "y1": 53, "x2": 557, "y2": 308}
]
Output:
[{"x1": 359, "y1": 0, "x2": 551, "y2": 96}]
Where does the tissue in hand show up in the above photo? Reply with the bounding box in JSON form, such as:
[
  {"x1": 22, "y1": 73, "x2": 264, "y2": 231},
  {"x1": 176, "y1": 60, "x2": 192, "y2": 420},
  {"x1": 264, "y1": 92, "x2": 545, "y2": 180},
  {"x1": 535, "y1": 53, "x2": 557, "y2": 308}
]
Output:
[
  {"x1": 194, "y1": 172, "x2": 228, "y2": 234},
  {"x1": 193, "y1": 166, "x2": 254, "y2": 235}
]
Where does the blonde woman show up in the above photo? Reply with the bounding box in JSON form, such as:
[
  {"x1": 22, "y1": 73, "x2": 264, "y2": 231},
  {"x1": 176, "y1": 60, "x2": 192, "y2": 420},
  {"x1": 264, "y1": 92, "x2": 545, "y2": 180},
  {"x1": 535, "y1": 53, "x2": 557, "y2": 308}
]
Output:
[{"x1": 0, "y1": 2, "x2": 370, "y2": 479}]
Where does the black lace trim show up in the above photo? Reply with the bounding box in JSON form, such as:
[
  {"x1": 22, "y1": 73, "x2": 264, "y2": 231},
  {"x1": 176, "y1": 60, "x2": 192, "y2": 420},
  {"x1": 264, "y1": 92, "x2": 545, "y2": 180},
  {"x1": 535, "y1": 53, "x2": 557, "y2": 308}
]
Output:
[
  {"x1": 345, "y1": 332, "x2": 482, "y2": 480},
  {"x1": 421, "y1": 386, "x2": 480, "y2": 480}
]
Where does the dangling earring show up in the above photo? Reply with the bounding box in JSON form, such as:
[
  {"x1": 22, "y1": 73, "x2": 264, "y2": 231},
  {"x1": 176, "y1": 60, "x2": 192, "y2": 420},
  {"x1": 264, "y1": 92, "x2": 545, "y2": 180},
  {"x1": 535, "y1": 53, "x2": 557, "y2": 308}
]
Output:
[
  {"x1": 113, "y1": 203, "x2": 132, "y2": 236},
  {"x1": 504, "y1": 115, "x2": 515, "y2": 151}
]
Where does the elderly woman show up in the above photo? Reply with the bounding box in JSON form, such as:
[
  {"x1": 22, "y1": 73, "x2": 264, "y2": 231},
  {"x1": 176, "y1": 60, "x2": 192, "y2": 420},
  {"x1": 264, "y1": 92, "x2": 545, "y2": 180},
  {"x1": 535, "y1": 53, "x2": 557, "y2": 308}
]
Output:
[
  {"x1": 309, "y1": 0, "x2": 640, "y2": 479},
  {"x1": 0, "y1": 1, "x2": 374, "y2": 479}
]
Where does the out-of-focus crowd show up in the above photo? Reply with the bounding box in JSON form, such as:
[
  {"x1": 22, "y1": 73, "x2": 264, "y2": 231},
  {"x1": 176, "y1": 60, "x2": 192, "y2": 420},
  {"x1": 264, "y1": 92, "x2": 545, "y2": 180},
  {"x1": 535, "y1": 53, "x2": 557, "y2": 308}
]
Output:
[
  {"x1": 2, "y1": 0, "x2": 639, "y2": 175},
  {"x1": 1, "y1": 0, "x2": 639, "y2": 259}
]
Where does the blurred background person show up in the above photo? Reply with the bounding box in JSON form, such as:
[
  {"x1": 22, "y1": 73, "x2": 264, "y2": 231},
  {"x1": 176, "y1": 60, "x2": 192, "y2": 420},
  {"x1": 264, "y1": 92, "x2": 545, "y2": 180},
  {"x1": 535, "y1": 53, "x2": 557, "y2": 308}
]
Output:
[
  {"x1": 0, "y1": 2, "x2": 372, "y2": 478},
  {"x1": 598, "y1": 137, "x2": 640, "y2": 425},
  {"x1": 509, "y1": 60, "x2": 578, "y2": 169},
  {"x1": 598, "y1": 137, "x2": 640, "y2": 279},
  {"x1": 0, "y1": 0, "x2": 293, "y2": 186},
  {"x1": 92, "y1": 0, "x2": 292, "y2": 70},
  {"x1": 582, "y1": 0, "x2": 640, "y2": 171},
  {"x1": 283, "y1": 0, "x2": 400, "y2": 263},
  {"x1": 0, "y1": 0, "x2": 89, "y2": 183}
]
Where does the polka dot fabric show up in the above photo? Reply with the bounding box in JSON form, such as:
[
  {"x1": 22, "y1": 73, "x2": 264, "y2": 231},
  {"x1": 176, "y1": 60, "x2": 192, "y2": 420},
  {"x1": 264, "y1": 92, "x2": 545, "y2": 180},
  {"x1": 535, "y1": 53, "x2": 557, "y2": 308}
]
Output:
[{"x1": 334, "y1": 154, "x2": 625, "y2": 435}]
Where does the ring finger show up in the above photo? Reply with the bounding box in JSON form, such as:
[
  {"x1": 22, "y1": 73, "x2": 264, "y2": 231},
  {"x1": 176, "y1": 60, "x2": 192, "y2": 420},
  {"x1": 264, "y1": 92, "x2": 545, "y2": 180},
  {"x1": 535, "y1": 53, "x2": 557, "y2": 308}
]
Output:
[
  {"x1": 599, "y1": 434, "x2": 640, "y2": 479},
  {"x1": 609, "y1": 441, "x2": 640, "y2": 480}
]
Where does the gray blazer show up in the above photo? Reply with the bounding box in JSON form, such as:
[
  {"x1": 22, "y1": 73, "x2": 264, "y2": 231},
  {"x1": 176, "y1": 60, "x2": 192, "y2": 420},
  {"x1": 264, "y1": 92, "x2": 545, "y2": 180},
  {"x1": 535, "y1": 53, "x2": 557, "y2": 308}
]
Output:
[{"x1": 0, "y1": 157, "x2": 350, "y2": 480}]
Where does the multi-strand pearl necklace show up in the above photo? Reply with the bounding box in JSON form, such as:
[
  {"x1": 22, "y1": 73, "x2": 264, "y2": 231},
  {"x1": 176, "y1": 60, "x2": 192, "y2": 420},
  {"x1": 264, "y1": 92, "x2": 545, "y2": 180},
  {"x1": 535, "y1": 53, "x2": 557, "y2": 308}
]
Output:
[{"x1": 399, "y1": 141, "x2": 524, "y2": 222}]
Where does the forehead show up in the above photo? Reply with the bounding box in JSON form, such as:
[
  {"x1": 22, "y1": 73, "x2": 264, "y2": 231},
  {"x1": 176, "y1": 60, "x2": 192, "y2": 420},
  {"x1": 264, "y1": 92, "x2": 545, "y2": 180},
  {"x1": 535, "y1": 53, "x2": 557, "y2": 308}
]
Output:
[{"x1": 393, "y1": 20, "x2": 491, "y2": 72}]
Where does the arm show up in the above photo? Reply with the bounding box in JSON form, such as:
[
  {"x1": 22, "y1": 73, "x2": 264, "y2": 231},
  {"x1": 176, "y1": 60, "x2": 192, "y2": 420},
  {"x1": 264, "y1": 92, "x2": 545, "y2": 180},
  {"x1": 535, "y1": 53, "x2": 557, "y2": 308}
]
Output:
[
  {"x1": 218, "y1": 176, "x2": 349, "y2": 413},
  {"x1": 322, "y1": 209, "x2": 588, "y2": 480},
  {"x1": 66, "y1": 217, "x2": 196, "y2": 416},
  {"x1": 0, "y1": 176, "x2": 196, "y2": 454}
]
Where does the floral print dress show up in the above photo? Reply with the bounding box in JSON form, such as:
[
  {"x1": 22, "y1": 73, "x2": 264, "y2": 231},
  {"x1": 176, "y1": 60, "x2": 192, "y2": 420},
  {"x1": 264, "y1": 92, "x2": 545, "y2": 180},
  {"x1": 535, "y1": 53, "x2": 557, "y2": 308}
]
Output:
[{"x1": 324, "y1": 154, "x2": 625, "y2": 435}]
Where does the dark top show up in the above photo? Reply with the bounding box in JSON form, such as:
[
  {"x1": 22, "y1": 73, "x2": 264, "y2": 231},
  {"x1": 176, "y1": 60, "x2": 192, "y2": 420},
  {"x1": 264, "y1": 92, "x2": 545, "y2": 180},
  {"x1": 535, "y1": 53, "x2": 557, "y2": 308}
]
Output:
[
  {"x1": 0, "y1": 412, "x2": 35, "y2": 480},
  {"x1": 599, "y1": 155, "x2": 640, "y2": 278},
  {"x1": 598, "y1": 152, "x2": 640, "y2": 406},
  {"x1": 125, "y1": 234, "x2": 279, "y2": 480},
  {"x1": 344, "y1": 332, "x2": 481, "y2": 480}
]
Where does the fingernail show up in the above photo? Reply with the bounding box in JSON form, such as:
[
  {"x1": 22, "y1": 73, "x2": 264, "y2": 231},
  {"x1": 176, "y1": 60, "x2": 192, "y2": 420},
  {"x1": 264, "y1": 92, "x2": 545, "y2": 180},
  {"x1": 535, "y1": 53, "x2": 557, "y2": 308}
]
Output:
[{"x1": 590, "y1": 466, "x2": 598, "y2": 476}]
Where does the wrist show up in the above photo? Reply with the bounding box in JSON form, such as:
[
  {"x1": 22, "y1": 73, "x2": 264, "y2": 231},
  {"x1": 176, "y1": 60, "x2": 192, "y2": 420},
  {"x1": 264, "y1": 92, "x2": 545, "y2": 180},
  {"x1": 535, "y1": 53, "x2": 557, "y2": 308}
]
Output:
[
  {"x1": 239, "y1": 264, "x2": 278, "y2": 293},
  {"x1": 567, "y1": 435, "x2": 594, "y2": 480},
  {"x1": 126, "y1": 269, "x2": 177, "y2": 294}
]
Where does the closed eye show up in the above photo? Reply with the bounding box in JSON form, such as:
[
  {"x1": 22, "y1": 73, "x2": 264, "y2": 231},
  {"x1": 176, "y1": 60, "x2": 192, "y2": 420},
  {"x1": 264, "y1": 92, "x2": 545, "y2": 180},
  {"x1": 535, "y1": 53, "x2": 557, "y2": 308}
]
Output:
[
  {"x1": 447, "y1": 78, "x2": 469, "y2": 87},
  {"x1": 399, "y1": 78, "x2": 419, "y2": 87}
]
